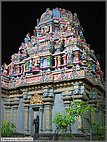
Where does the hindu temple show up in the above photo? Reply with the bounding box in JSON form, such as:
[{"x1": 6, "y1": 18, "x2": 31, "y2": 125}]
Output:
[{"x1": 1, "y1": 8, "x2": 105, "y2": 137}]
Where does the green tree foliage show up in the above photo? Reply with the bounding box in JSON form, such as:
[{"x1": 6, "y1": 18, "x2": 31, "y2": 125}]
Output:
[
  {"x1": 85, "y1": 118, "x2": 106, "y2": 140},
  {"x1": 1, "y1": 121, "x2": 16, "y2": 137},
  {"x1": 53, "y1": 101, "x2": 95, "y2": 132}
]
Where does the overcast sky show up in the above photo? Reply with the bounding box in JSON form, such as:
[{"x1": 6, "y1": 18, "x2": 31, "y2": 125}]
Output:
[{"x1": 2, "y1": 1, "x2": 105, "y2": 65}]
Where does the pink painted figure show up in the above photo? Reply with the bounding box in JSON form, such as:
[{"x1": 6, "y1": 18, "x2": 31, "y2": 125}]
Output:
[
  {"x1": 74, "y1": 51, "x2": 80, "y2": 63},
  {"x1": 9, "y1": 62, "x2": 14, "y2": 75},
  {"x1": 63, "y1": 54, "x2": 67, "y2": 65},
  {"x1": 55, "y1": 56, "x2": 58, "y2": 69},
  {"x1": 3, "y1": 63, "x2": 8, "y2": 75}
]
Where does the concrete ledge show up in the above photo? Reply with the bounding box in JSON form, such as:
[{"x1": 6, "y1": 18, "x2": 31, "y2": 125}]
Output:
[{"x1": 33, "y1": 133, "x2": 86, "y2": 140}]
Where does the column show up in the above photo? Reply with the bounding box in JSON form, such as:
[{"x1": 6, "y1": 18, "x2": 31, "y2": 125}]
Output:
[
  {"x1": 39, "y1": 107, "x2": 43, "y2": 132},
  {"x1": 21, "y1": 64, "x2": 25, "y2": 75},
  {"x1": 45, "y1": 103, "x2": 52, "y2": 132},
  {"x1": 29, "y1": 107, "x2": 34, "y2": 136},
  {"x1": 47, "y1": 56, "x2": 52, "y2": 71},
  {"x1": 4, "y1": 107, "x2": 7, "y2": 121},
  {"x1": 16, "y1": 65, "x2": 19, "y2": 74},
  {"x1": 58, "y1": 56, "x2": 61, "y2": 67},
  {"x1": 73, "y1": 100, "x2": 82, "y2": 133},
  {"x1": 47, "y1": 56, "x2": 52, "y2": 66},
  {"x1": 49, "y1": 25, "x2": 52, "y2": 33},
  {"x1": 62, "y1": 54, "x2": 67, "y2": 65},
  {"x1": 8, "y1": 107, "x2": 11, "y2": 121},
  {"x1": 73, "y1": 50, "x2": 80, "y2": 63},
  {"x1": 43, "y1": 98, "x2": 54, "y2": 132},
  {"x1": 4, "y1": 107, "x2": 11, "y2": 121},
  {"x1": 62, "y1": 91, "x2": 72, "y2": 132},
  {"x1": 63, "y1": 98, "x2": 71, "y2": 109},
  {"x1": 55, "y1": 56, "x2": 62, "y2": 70},
  {"x1": 62, "y1": 91, "x2": 72, "y2": 109},
  {"x1": 24, "y1": 106, "x2": 29, "y2": 133},
  {"x1": 17, "y1": 65, "x2": 21, "y2": 74},
  {"x1": 77, "y1": 115, "x2": 82, "y2": 130},
  {"x1": 55, "y1": 56, "x2": 58, "y2": 69}
]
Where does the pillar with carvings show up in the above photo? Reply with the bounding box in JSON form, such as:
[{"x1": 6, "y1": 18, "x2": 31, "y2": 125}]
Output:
[
  {"x1": 47, "y1": 56, "x2": 52, "y2": 66},
  {"x1": 62, "y1": 90, "x2": 72, "y2": 132},
  {"x1": 13, "y1": 106, "x2": 18, "y2": 127},
  {"x1": 62, "y1": 90, "x2": 72, "y2": 109},
  {"x1": 49, "y1": 23, "x2": 53, "y2": 34},
  {"x1": 4, "y1": 106, "x2": 11, "y2": 121},
  {"x1": 24, "y1": 106, "x2": 29, "y2": 134},
  {"x1": 39, "y1": 106, "x2": 44, "y2": 132},
  {"x1": 58, "y1": 55, "x2": 61, "y2": 67},
  {"x1": 62, "y1": 54, "x2": 67, "y2": 66},
  {"x1": 73, "y1": 50, "x2": 80, "y2": 63},
  {"x1": 42, "y1": 87, "x2": 54, "y2": 132},
  {"x1": 47, "y1": 56, "x2": 52, "y2": 71},
  {"x1": 55, "y1": 55, "x2": 61, "y2": 70},
  {"x1": 43, "y1": 98, "x2": 53, "y2": 132},
  {"x1": 55, "y1": 56, "x2": 58, "y2": 69}
]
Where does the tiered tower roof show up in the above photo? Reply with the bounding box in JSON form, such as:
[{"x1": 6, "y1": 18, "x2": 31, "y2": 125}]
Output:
[{"x1": 1, "y1": 8, "x2": 104, "y2": 90}]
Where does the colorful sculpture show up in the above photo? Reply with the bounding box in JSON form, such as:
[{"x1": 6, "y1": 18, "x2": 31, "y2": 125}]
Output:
[{"x1": 1, "y1": 7, "x2": 104, "y2": 85}]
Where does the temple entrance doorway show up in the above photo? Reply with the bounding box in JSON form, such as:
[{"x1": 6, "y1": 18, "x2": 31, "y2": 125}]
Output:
[
  {"x1": 33, "y1": 107, "x2": 39, "y2": 134},
  {"x1": 30, "y1": 94, "x2": 43, "y2": 136}
]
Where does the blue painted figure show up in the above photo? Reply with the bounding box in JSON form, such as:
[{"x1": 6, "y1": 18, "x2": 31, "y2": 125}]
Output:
[{"x1": 53, "y1": 8, "x2": 60, "y2": 18}]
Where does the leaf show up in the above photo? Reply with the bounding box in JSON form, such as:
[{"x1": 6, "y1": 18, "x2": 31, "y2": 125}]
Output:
[{"x1": 1, "y1": 121, "x2": 16, "y2": 137}]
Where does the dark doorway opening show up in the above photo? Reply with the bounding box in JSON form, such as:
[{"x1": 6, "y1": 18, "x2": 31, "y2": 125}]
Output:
[{"x1": 33, "y1": 115, "x2": 39, "y2": 134}]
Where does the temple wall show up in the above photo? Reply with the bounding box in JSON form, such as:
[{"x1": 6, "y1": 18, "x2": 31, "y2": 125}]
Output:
[{"x1": 16, "y1": 99, "x2": 24, "y2": 133}]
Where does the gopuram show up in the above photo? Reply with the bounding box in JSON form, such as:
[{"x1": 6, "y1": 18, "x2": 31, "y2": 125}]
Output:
[{"x1": 1, "y1": 8, "x2": 105, "y2": 137}]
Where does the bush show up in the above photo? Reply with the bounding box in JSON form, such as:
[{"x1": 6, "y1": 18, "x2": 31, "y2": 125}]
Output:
[
  {"x1": 53, "y1": 101, "x2": 95, "y2": 133},
  {"x1": 84, "y1": 118, "x2": 106, "y2": 140},
  {"x1": 93, "y1": 122, "x2": 106, "y2": 140},
  {"x1": 1, "y1": 121, "x2": 16, "y2": 137}
]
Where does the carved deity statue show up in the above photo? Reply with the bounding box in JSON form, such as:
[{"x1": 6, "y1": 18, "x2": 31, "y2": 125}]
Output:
[
  {"x1": 9, "y1": 62, "x2": 14, "y2": 75},
  {"x1": 2, "y1": 63, "x2": 8, "y2": 75},
  {"x1": 66, "y1": 21, "x2": 72, "y2": 31},
  {"x1": 24, "y1": 33, "x2": 30, "y2": 43},
  {"x1": 30, "y1": 94, "x2": 43, "y2": 104}
]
